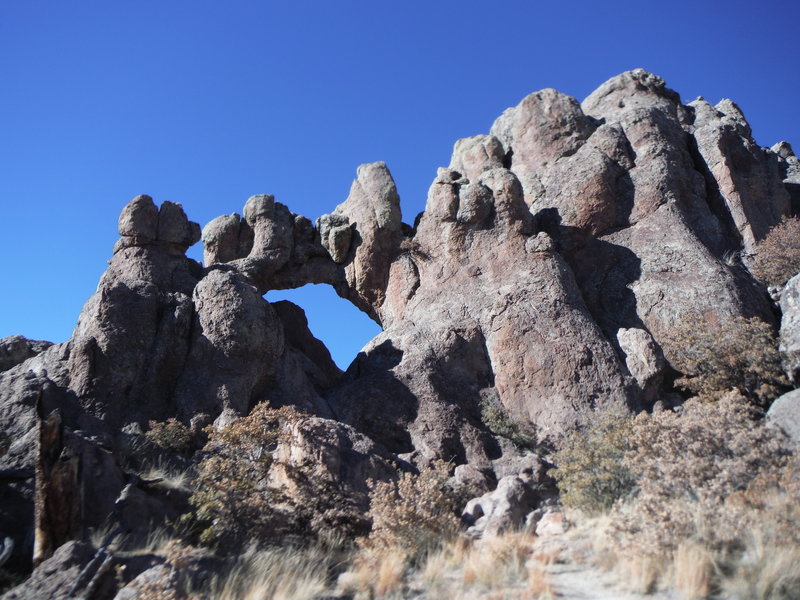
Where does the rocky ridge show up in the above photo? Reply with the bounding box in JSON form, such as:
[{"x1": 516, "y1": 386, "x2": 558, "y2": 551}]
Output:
[{"x1": 1, "y1": 69, "x2": 799, "y2": 598}]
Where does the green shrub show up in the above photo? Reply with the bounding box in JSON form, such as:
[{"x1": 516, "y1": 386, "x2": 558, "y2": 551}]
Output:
[
  {"x1": 479, "y1": 389, "x2": 534, "y2": 449},
  {"x1": 549, "y1": 411, "x2": 635, "y2": 514}
]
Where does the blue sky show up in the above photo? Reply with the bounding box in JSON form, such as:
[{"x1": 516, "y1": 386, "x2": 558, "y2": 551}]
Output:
[{"x1": 2, "y1": 1, "x2": 798, "y2": 368}]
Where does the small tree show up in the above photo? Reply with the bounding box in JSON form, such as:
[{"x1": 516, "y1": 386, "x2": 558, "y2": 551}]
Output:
[{"x1": 750, "y1": 216, "x2": 800, "y2": 287}]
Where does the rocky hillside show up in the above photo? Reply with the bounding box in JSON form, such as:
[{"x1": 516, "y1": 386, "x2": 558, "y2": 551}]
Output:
[{"x1": 1, "y1": 69, "x2": 799, "y2": 599}]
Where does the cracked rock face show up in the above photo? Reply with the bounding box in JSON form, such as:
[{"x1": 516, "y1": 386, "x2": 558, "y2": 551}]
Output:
[{"x1": 2, "y1": 69, "x2": 797, "y2": 488}]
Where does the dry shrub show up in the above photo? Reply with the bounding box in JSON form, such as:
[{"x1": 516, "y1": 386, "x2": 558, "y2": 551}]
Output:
[
  {"x1": 665, "y1": 313, "x2": 787, "y2": 408},
  {"x1": 185, "y1": 404, "x2": 297, "y2": 549},
  {"x1": 750, "y1": 216, "x2": 800, "y2": 286},
  {"x1": 146, "y1": 418, "x2": 195, "y2": 457},
  {"x1": 548, "y1": 411, "x2": 635, "y2": 514},
  {"x1": 601, "y1": 393, "x2": 799, "y2": 595},
  {"x1": 612, "y1": 393, "x2": 789, "y2": 554},
  {"x1": 363, "y1": 460, "x2": 460, "y2": 562}
]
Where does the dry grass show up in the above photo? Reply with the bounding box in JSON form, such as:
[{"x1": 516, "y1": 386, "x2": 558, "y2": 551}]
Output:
[
  {"x1": 336, "y1": 548, "x2": 407, "y2": 598},
  {"x1": 527, "y1": 563, "x2": 555, "y2": 599},
  {"x1": 209, "y1": 545, "x2": 332, "y2": 600},
  {"x1": 718, "y1": 532, "x2": 800, "y2": 600},
  {"x1": 140, "y1": 459, "x2": 196, "y2": 493},
  {"x1": 338, "y1": 531, "x2": 546, "y2": 599},
  {"x1": 673, "y1": 541, "x2": 715, "y2": 600}
]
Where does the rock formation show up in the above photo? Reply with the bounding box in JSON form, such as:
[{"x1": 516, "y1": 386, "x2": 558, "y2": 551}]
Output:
[{"x1": 1, "y1": 69, "x2": 799, "y2": 597}]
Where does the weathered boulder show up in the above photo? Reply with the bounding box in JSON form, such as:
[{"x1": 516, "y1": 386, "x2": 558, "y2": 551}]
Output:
[
  {"x1": 462, "y1": 475, "x2": 539, "y2": 537},
  {"x1": 616, "y1": 327, "x2": 667, "y2": 405},
  {"x1": 767, "y1": 389, "x2": 800, "y2": 444},
  {"x1": 1, "y1": 540, "x2": 95, "y2": 600}
]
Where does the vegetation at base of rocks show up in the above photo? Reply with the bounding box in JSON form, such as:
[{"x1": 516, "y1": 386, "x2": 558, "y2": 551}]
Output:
[
  {"x1": 339, "y1": 532, "x2": 548, "y2": 599},
  {"x1": 548, "y1": 411, "x2": 635, "y2": 514},
  {"x1": 479, "y1": 389, "x2": 535, "y2": 449},
  {"x1": 362, "y1": 459, "x2": 461, "y2": 563},
  {"x1": 145, "y1": 418, "x2": 196, "y2": 457},
  {"x1": 209, "y1": 545, "x2": 335, "y2": 600},
  {"x1": 132, "y1": 540, "x2": 206, "y2": 600},
  {"x1": 750, "y1": 215, "x2": 800, "y2": 287},
  {"x1": 181, "y1": 403, "x2": 366, "y2": 552},
  {"x1": 664, "y1": 313, "x2": 788, "y2": 408},
  {"x1": 565, "y1": 392, "x2": 800, "y2": 597},
  {"x1": 182, "y1": 404, "x2": 296, "y2": 549},
  {"x1": 612, "y1": 393, "x2": 793, "y2": 555}
]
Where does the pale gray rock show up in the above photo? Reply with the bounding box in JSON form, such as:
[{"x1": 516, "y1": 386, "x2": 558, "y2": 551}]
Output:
[
  {"x1": 173, "y1": 268, "x2": 284, "y2": 420},
  {"x1": 616, "y1": 327, "x2": 666, "y2": 405},
  {"x1": 771, "y1": 141, "x2": 800, "y2": 213},
  {"x1": 317, "y1": 213, "x2": 353, "y2": 263},
  {"x1": 689, "y1": 97, "x2": 790, "y2": 253},
  {"x1": 330, "y1": 161, "x2": 637, "y2": 462},
  {"x1": 1, "y1": 540, "x2": 94, "y2": 600},
  {"x1": 462, "y1": 475, "x2": 538, "y2": 537},
  {"x1": 317, "y1": 161, "x2": 403, "y2": 321},
  {"x1": 780, "y1": 273, "x2": 800, "y2": 381},
  {"x1": 767, "y1": 389, "x2": 800, "y2": 443},
  {"x1": 156, "y1": 201, "x2": 201, "y2": 249},
  {"x1": 117, "y1": 194, "x2": 158, "y2": 239},
  {"x1": 449, "y1": 134, "x2": 506, "y2": 181}
]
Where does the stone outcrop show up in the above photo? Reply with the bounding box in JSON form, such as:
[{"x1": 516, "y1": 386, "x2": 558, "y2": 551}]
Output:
[
  {"x1": 0, "y1": 337, "x2": 52, "y2": 373},
  {"x1": 1, "y1": 70, "x2": 798, "y2": 592},
  {"x1": 780, "y1": 273, "x2": 800, "y2": 381},
  {"x1": 767, "y1": 389, "x2": 800, "y2": 444},
  {"x1": 462, "y1": 475, "x2": 539, "y2": 537}
]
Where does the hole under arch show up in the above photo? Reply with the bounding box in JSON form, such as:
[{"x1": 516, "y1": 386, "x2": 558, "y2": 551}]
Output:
[{"x1": 265, "y1": 284, "x2": 382, "y2": 370}]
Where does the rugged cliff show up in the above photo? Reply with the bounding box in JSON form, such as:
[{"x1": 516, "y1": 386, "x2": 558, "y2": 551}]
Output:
[{"x1": 1, "y1": 69, "x2": 798, "y2": 597}]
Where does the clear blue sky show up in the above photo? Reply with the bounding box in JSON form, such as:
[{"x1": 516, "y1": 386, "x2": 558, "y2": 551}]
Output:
[{"x1": 2, "y1": 1, "x2": 798, "y2": 368}]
